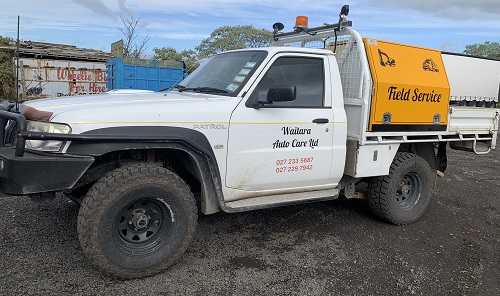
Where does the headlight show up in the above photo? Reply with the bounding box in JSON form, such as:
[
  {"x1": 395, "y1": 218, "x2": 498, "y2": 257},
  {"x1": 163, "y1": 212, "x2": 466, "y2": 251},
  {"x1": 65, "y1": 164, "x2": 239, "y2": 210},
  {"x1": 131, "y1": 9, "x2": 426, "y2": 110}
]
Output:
[{"x1": 25, "y1": 121, "x2": 72, "y2": 152}]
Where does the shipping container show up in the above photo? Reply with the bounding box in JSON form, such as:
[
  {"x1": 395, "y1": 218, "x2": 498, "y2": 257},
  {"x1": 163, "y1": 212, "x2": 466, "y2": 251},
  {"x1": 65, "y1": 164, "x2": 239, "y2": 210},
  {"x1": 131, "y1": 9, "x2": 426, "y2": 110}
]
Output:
[
  {"x1": 107, "y1": 58, "x2": 185, "y2": 92},
  {"x1": 15, "y1": 58, "x2": 108, "y2": 100}
]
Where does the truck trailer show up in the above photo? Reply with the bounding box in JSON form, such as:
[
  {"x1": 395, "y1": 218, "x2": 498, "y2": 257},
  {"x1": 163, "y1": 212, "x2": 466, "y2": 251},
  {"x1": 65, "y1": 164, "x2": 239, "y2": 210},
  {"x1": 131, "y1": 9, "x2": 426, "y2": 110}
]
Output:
[{"x1": 442, "y1": 52, "x2": 500, "y2": 107}]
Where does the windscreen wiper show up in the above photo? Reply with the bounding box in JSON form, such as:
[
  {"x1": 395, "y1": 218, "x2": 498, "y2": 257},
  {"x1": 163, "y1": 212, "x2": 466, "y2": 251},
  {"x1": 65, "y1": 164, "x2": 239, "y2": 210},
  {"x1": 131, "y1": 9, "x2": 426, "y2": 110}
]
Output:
[
  {"x1": 178, "y1": 87, "x2": 228, "y2": 93},
  {"x1": 159, "y1": 84, "x2": 186, "y2": 92}
]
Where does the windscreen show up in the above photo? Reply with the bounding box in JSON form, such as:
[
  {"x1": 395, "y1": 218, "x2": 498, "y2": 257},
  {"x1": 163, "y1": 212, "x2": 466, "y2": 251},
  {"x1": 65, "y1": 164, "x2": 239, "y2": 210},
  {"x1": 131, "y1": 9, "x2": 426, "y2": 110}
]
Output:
[{"x1": 179, "y1": 51, "x2": 268, "y2": 96}]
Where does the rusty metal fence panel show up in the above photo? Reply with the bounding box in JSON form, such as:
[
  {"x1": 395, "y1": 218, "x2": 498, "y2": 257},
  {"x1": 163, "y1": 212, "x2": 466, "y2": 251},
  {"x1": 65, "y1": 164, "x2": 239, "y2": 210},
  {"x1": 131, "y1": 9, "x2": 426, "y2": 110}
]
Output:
[{"x1": 15, "y1": 57, "x2": 108, "y2": 100}]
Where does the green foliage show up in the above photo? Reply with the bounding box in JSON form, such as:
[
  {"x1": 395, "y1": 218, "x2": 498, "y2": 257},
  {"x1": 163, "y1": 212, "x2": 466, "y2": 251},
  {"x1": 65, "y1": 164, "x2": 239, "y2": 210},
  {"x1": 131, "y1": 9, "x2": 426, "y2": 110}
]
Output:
[
  {"x1": 0, "y1": 36, "x2": 16, "y2": 100},
  {"x1": 463, "y1": 41, "x2": 500, "y2": 60},
  {"x1": 153, "y1": 47, "x2": 199, "y2": 73},
  {"x1": 195, "y1": 25, "x2": 272, "y2": 58}
]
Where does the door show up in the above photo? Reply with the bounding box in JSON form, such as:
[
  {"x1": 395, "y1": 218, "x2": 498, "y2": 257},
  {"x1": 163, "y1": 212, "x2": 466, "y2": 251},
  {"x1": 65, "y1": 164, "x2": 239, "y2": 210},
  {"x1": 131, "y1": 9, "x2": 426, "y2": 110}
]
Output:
[{"x1": 226, "y1": 54, "x2": 335, "y2": 194}]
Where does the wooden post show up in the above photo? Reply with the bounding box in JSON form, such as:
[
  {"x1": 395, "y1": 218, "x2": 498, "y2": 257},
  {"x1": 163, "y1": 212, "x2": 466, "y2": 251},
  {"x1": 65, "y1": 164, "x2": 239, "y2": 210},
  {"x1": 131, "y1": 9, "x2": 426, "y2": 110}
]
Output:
[{"x1": 19, "y1": 60, "x2": 27, "y2": 102}]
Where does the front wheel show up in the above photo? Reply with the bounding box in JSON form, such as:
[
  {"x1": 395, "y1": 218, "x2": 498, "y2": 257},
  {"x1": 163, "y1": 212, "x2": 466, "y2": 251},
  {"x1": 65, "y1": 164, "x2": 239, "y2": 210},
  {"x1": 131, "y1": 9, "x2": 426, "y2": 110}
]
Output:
[
  {"x1": 77, "y1": 163, "x2": 197, "y2": 279},
  {"x1": 367, "y1": 152, "x2": 434, "y2": 225}
]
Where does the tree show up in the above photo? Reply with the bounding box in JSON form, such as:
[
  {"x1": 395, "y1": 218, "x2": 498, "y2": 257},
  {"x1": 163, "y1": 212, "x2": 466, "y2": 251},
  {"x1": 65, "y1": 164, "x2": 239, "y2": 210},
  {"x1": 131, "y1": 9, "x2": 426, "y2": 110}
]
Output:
[
  {"x1": 195, "y1": 25, "x2": 272, "y2": 58},
  {"x1": 153, "y1": 47, "x2": 199, "y2": 73},
  {"x1": 0, "y1": 36, "x2": 15, "y2": 100},
  {"x1": 118, "y1": 12, "x2": 150, "y2": 58},
  {"x1": 463, "y1": 41, "x2": 500, "y2": 60}
]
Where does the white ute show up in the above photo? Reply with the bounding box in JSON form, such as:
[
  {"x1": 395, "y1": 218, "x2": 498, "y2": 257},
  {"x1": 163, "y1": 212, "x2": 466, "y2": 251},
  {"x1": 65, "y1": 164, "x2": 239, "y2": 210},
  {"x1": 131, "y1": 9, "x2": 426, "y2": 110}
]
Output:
[{"x1": 0, "y1": 5, "x2": 498, "y2": 278}]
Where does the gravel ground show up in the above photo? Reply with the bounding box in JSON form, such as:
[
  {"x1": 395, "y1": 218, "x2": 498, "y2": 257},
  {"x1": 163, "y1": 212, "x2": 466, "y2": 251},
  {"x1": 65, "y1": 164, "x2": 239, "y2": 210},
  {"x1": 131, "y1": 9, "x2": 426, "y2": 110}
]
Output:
[{"x1": 0, "y1": 147, "x2": 499, "y2": 295}]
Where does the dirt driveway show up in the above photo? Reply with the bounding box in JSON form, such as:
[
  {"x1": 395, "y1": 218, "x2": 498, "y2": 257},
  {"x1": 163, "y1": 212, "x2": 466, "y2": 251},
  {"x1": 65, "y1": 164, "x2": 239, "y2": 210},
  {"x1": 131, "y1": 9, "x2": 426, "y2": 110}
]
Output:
[{"x1": 0, "y1": 147, "x2": 499, "y2": 295}]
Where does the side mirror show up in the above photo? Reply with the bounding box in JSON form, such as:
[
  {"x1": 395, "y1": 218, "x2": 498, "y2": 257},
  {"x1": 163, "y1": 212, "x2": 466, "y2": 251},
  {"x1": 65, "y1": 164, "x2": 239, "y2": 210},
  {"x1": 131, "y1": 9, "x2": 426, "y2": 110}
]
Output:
[
  {"x1": 250, "y1": 85, "x2": 296, "y2": 109},
  {"x1": 267, "y1": 85, "x2": 296, "y2": 102}
]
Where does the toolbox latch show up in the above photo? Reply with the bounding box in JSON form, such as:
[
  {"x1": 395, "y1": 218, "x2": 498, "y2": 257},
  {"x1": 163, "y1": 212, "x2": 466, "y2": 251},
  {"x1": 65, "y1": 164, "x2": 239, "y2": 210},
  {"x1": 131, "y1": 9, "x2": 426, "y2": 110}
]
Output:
[
  {"x1": 382, "y1": 112, "x2": 391, "y2": 124},
  {"x1": 433, "y1": 113, "x2": 441, "y2": 125}
]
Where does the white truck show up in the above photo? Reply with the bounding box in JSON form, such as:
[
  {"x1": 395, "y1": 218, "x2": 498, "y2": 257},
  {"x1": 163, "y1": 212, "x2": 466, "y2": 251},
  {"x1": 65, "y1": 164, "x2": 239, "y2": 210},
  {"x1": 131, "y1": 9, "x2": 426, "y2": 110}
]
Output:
[{"x1": 0, "y1": 6, "x2": 498, "y2": 279}]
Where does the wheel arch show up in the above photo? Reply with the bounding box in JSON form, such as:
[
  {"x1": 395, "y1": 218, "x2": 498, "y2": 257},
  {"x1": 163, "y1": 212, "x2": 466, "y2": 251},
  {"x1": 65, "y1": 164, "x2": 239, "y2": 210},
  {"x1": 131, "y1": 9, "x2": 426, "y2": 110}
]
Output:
[
  {"x1": 398, "y1": 142, "x2": 438, "y2": 172},
  {"x1": 66, "y1": 126, "x2": 223, "y2": 214}
]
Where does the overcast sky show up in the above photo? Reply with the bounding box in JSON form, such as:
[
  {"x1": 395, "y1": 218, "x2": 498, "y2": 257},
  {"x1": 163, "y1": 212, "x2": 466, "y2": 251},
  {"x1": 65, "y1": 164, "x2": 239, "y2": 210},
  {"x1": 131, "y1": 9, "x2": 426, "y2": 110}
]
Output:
[{"x1": 0, "y1": 0, "x2": 499, "y2": 55}]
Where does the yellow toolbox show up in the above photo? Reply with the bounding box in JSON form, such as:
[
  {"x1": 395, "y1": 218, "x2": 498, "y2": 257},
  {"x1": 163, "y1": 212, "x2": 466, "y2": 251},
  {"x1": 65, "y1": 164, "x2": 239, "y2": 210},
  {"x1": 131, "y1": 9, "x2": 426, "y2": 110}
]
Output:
[{"x1": 363, "y1": 38, "x2": 450, "y2": 132}]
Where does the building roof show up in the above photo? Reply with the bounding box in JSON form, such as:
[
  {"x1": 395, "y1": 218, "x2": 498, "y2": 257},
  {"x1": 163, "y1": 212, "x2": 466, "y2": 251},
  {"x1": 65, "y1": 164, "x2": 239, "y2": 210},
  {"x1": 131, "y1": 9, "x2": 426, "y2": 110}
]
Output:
[{"x1": 0, "y1": 40, "x2": 113, "y2": 62}]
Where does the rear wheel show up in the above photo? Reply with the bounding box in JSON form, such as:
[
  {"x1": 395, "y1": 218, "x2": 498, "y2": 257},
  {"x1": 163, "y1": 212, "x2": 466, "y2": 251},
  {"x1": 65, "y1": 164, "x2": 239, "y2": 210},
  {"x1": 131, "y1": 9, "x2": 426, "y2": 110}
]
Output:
[
  {"x1": 77, "y1": 163, "x2": 197, "y2": 279},
  {"x1": 367, "y1": 152, "x2": 434, "y2": 225}
]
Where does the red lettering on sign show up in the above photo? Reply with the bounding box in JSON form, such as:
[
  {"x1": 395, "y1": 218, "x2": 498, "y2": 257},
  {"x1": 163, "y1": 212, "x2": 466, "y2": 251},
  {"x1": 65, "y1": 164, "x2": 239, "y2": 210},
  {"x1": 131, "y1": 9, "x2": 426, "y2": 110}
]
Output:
[
  {"x1": 56, "y1": 69, "x2": 104, "y2": 82},
  {"x1": 57, "y1": 69, "x2": 68, "y2": 80},
  {"x1": 89, "y1": 83, "x2": 106, "y2": 93},
  {"x1": 96, "y1": 71, "x2": 106, "y2": 82},
  {"x1": 69, "y1": 83, "x2": 86, "y2": 93}
]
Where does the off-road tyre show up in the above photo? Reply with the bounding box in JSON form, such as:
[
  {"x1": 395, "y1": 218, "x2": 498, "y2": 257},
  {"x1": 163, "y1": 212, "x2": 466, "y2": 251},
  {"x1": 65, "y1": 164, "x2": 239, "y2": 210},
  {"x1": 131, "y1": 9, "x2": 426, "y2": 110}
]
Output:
[
  {"x1": 367, "y1": 152, "x2": 434, "y2": 225},
  {"x1": 77, "y1": 163, "x2": 197, "y2": 279}
]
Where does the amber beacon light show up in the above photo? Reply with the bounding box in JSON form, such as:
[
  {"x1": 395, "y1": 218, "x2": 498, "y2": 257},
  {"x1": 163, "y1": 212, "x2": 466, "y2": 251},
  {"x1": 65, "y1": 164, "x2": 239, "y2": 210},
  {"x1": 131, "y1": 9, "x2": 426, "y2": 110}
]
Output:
[{"x1": 294, "y1": 16, "x2": 309, "y2": 32}]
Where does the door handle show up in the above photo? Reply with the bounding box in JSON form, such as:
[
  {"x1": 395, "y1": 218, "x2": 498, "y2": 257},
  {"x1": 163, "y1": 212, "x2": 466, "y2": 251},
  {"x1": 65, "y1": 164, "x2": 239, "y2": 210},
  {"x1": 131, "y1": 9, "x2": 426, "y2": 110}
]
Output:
[{"x1": 312, "y1": 118, "x2": 329, "y2": 124}]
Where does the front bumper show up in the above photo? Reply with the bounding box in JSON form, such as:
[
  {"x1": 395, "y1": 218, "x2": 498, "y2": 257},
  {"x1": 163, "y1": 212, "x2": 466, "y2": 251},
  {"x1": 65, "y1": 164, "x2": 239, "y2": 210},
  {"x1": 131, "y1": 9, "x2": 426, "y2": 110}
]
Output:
[
  {"x1": 0, "y1": 108, "x2": 92, "y2": 195},
  {"x1": 0, "y1": 147, "x2": 93, "y2": 195}
]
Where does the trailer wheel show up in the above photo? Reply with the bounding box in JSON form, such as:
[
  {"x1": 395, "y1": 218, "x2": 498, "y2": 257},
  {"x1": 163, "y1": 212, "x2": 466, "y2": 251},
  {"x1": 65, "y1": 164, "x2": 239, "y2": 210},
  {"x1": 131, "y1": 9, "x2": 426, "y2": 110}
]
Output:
[
  {"x1": 77, "y1": 163, "x2": 197, "y2": 279},
  {"x1": 367, "y1": 152, "x2": 434, "y2": 225}
]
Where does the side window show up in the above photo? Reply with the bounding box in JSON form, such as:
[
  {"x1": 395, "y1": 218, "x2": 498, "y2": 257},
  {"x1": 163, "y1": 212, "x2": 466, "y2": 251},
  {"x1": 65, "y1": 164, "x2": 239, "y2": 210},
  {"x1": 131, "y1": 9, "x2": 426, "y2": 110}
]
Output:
[{"x1": 248, "y1": 57, "x2": 325, "y2": 107}]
